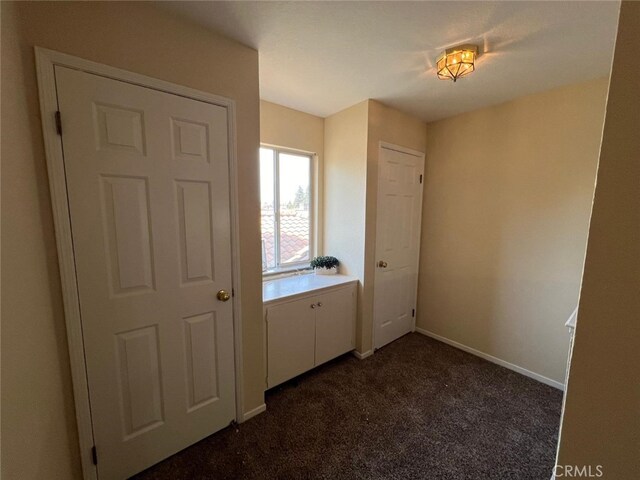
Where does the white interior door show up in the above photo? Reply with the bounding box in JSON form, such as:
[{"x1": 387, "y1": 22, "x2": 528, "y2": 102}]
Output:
[
  {"x1": 373, "y1": 145, "x2": 425, "y2": 349},
  {"x1": 55, "y1": 66, "x2": 236, "y2": 479}
]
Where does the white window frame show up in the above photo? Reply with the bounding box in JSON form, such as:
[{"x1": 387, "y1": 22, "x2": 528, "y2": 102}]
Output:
[{"x1": 260, "y1": 145, "x2": 317, "y2": 277}]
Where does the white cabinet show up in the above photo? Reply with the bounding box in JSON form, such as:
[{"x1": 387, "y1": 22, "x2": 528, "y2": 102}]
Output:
[
  {"x1": 266, "y1": 298, "x2": 316, "y2": 388},
  {"x1": 315, "y1": 287, "x2": 356, "y2": 365},
  {"x1": 265, "y1": 280, "x2": 357, "y2": 389}
]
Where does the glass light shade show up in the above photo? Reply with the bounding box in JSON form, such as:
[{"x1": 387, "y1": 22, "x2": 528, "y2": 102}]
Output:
[{"x1": 436, "y1": 44, "x2": 478, "y2": 82}]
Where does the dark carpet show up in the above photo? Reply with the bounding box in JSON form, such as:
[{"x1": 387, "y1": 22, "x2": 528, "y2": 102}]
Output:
[{"x1": 134, "y1": 333, "x2": 562, "y2": 480}]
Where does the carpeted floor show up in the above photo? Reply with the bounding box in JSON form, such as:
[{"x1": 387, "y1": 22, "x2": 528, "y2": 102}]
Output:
[{"x1": 134, "y1": 333, "x2": 562, "y2": 480}]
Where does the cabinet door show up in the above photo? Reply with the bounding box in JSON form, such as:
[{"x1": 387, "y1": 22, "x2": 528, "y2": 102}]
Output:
[
  {"x1": 315, "y1": 285, "x2": 356, "y2": 365},
  {"x1": 266, "y1": 298, "x2": 317, "y2": 388}
]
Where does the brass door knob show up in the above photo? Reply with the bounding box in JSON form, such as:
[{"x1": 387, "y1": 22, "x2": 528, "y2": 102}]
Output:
[
  {"x1": 377, "y1": 260, "x2": 388, "y2": 268},
  {"x1": 217, "y1": 289, "x2": 231, "y2": 302}
]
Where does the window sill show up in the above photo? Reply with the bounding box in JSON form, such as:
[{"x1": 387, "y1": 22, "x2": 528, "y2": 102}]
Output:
[{"x1": 262, "y1": 267, "x2": 313, "y2": 282}]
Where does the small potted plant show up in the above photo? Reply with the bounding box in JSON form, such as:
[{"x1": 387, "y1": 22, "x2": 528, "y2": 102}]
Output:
[{"x1": 310, "y1": 256, "x2": 339, "y2": 275}]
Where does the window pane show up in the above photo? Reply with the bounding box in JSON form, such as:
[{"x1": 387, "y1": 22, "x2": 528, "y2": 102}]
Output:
[
  {"x1": 278, "y1": 153, "x2": 311, "y2": 264},
  {"x1": 260, "y1": 148, "x2": 276, "y2": 271}
]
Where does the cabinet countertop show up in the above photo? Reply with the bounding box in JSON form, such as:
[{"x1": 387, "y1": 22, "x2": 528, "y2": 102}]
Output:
[{"x1": 263, "y1": 274, "x2": 358, "y2": 305}]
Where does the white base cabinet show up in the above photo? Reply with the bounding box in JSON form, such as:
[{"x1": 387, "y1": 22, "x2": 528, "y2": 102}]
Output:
[
  {"x1": 265, "y1": 281, "x2": 357, "y2": 389},
  {"x1": 266, "y1": 298, "x2": 316, "y2": 388}
]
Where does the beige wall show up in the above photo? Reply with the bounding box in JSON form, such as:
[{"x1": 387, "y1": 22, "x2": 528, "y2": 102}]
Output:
[
  {"x1": 260, "y1": 100, "x2": 325, "y2": 253},
  {"x1": 557, "y1": 2, "x2": 640, "y2": 477},
  {"x1": 1, "y1": 2, "x2": 263, "y2": 478},
  {"x1": 417, "y1": 78, "x2": 609, "y2": 385},
  {"x1": 362, "y1": 101, "x2": 427, "y2": 352},
  {"x1": 323, "y1": 101, "x2": 369, "y2": 350},
  {"x1": 260, "y1": 100, "x2": 324, "y2": 155}
]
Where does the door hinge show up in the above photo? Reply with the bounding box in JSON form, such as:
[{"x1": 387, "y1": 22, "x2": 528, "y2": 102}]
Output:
[
  {"x1": 55, "y1": 111, "x2": 62, "y2": 136},
  {"x1": 412, "y1": 308, "x2": 415, "y2": 317},
  {"x1": 91, "y1": 446, "x2": 98, "y2": 465},
  {"x1": 419, "y1": 174, "x2": 423, "y2": 184}
]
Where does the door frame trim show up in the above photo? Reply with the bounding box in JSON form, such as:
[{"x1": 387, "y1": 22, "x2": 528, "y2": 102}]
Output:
[
  {"x1": 379, "y1": 141, "x2": 425, "y2": 158},
  {"x1": 35, "y1": 47, "x2": 246, "y2": 479},
  {"x1": 372, "y1": 141, "x2": 425, "y2": 350}
]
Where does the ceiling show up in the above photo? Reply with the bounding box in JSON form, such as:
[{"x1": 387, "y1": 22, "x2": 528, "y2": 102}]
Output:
[{"x1": 162, "y1": 1, "x2": 620, "y2": 122}]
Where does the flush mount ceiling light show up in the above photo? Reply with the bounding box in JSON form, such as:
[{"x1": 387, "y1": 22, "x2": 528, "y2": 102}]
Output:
[{"x1": 436, "y1": 44, "x2": 479, "y2": 82}]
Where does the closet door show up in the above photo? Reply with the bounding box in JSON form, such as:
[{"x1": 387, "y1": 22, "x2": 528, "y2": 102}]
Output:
[
  {"x1": 55, "y1": 66, "x2": 236, "y2": 479},
  {"x1": 373, "y1": 145, "x2": 425, "y2": 349}
]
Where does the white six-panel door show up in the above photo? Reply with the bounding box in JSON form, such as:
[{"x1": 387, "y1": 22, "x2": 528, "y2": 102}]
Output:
[
  {"x1": 55, "y1": 66, "x2": 236, "y2": 479},
  {"x1": 373, "y1": 145, "x2": 425, "y2": 349}
]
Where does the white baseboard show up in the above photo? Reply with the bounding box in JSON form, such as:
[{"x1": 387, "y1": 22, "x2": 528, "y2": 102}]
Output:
[
  {"x1": 242, "y1": 403, "x2": 266, "y2": 422},
  {"x1": 414, "y1": 328, "x2": 565, "y2": 391},
  {"x1": 352, "y1": 349, "x2": 373, "y2": 360}
]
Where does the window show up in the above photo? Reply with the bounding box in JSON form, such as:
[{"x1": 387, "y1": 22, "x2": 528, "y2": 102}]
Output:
[{"x1": 260, "y1": 146, "x2": 314, "y2": 273}]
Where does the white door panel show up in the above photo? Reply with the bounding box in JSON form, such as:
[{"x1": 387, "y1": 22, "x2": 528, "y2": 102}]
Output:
[
  {"x1": 55, "y1": 66, "x2": 235, "y2": 479},
  {"x1": 374, "y1": 146, "x2": 425, "y2": 349},
  {"x1": 266, "y1": 299, "x2": 316, "y2": 388},
  {"x1": 315, "y1": 285, "x2": 356, "y2": 365}
]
